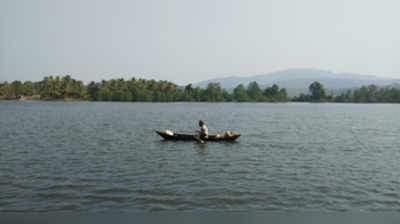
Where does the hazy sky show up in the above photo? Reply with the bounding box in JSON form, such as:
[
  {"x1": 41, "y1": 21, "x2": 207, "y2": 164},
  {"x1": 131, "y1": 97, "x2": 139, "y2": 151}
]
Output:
[{"x1": 1, "y1": 0, "x2": 399, "y2": 84}]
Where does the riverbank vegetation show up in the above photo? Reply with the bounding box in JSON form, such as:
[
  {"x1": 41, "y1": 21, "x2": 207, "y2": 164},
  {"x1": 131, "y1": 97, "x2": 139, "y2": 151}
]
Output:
[
  {"x1": 0, "y1": 75, "x2": 288, "y2": 102},
  {"x1": 293, "y1": 81, "x2": 400, "y2": 103},
  {"x1": 1, "y1": 76, "x2": 400, "y2": 103}
]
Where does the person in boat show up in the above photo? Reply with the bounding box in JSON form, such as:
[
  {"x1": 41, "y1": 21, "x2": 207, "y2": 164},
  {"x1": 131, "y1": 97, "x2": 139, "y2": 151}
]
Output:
[{"x1": 196, "y1": 120, "x2": 209, "y2": 139}]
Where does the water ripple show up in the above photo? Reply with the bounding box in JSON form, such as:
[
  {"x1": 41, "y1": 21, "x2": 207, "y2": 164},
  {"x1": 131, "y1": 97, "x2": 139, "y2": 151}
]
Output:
[{"x1": 1, "y1": 102, "x2": 400, "y2": 212}]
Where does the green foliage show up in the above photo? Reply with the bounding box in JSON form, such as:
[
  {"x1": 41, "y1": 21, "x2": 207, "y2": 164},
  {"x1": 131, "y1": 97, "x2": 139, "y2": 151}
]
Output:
[
  {"x1": 291, "y1": 81, "x2": 400, "y2": 103},
  {"x1": 182, "y1": 84, "x2": 194, "y2": 101},
  {"x1": 247, "y1": 82, "x2": 264, "y2": 102},
  {"x1": 39, "y1": 75, "x2": 86, "y2": 100},
  {"x1": 4, "y1": 75, "x2": 400, "y2": 103},
  {"x1": 201, "y1": 83, "x2": 224, "y2": 102},
  {"x1": 0, "y1": 76, "x2": 286, "y2": 103},
  {"x1": 263, "y1": 84, "x2": 288, "y2": 102},
  {"x1": 233, "y1": 84, "x2": 248, "y2": 102},
  {"x1": 80, "y1": 79, "x2": 288, "y2": 102},
  {"x1": 222, "y1": 90, "x2": 233, "y2": 102},
  {"x1": 309, "y1": 81, "x2": 326, "y2": 102},
  {"x1": 264, "y1": 84, "x2": 279, "y2": 98},
  {"x1": 0, "y1": 80, "x2": 40, "y2": 99},
  {"x1": 333, "y1": 84, "x2": 400, "y2": 103}
]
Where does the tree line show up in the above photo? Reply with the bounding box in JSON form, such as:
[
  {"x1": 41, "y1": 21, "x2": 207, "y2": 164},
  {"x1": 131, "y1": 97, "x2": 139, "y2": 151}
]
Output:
[
  {"x1": 0, "y1": 75, "x2": 288, "y2": 102},
  {"x1": 293, "y1": 81, "x2": 400, "y2": 103},
  {"x1": 2, "y1": 76, "x2": 400, "y2": 103}
]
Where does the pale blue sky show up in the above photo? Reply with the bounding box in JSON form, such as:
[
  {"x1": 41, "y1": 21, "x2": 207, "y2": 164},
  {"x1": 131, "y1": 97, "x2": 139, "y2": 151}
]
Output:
[{"x1": 1, "y1": 0, "x2": 399, "y2": 84}]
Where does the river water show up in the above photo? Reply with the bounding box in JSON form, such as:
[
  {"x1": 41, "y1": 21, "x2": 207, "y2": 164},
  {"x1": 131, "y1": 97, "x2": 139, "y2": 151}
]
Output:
[{"x1": 0, "y1": 101, "x2": 400, "y2": 212}]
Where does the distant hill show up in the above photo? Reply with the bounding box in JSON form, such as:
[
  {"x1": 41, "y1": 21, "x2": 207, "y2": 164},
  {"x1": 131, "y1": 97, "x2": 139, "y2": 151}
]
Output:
[{"x1": 194, "y1": 69, "x2": 400, "y2": 96}]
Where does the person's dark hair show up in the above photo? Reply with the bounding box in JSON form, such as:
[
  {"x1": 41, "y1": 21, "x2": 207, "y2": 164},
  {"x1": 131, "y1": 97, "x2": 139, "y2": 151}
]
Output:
[{"x1": 199, "y1": 120, "x2": 205, "y2": 126}]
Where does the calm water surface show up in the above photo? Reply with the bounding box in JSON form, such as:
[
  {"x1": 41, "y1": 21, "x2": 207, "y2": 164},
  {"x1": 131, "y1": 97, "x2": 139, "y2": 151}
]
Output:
[{"x1": 1, "y1": 101, "x2": 400, "y2": 212}]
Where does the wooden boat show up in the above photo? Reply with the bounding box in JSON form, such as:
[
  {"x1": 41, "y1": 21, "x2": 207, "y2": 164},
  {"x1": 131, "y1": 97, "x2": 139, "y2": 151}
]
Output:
[{"x1": 155, "y1": 130, "x2": 241, "y2": 142}]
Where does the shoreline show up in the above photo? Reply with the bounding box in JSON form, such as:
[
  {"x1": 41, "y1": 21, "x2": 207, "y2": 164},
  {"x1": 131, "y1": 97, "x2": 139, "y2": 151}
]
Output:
[{"x1": 1, "y1": 98, "x2": 399, "y2": 104}]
